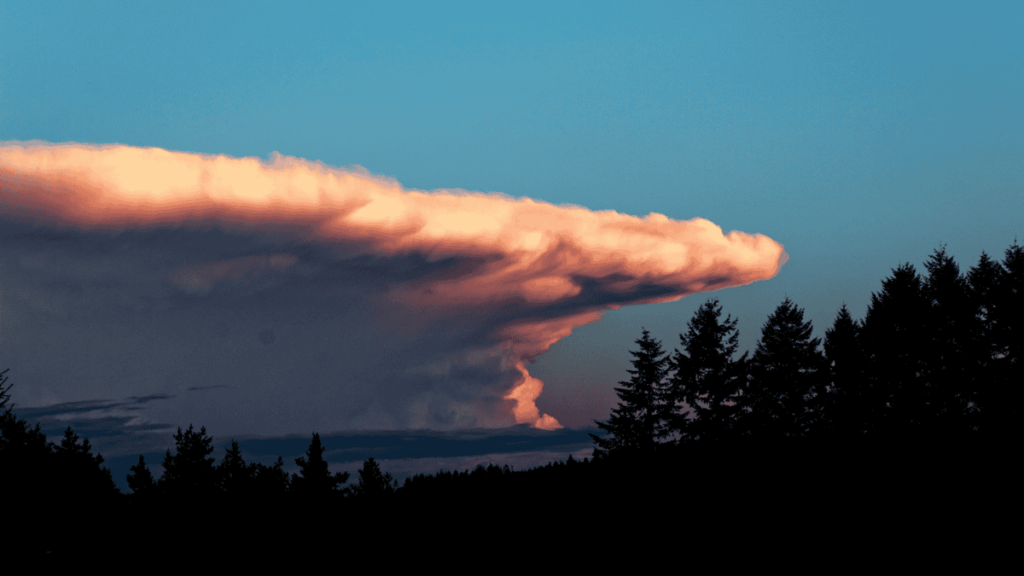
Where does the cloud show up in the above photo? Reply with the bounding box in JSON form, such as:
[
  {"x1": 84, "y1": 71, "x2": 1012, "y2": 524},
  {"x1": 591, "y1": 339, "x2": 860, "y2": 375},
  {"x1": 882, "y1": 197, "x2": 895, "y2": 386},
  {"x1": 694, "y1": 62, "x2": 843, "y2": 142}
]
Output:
[{"x1": 0, "y1": 141, "x2": 786, "y2": 433}]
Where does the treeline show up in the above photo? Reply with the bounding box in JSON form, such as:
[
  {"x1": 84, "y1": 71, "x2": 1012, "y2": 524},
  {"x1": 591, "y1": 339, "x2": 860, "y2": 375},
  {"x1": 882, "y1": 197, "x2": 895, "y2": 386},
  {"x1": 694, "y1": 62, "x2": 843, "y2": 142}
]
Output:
[
  {"x1": 592, "y1": 242, "x2": 1022, "y2": 458},
  {"x1": 1, "y1": 372, "x2": 597, "y2": 555},
  {"x1": 2, "y1": 242, "x2": 1019, "y2": 554}
]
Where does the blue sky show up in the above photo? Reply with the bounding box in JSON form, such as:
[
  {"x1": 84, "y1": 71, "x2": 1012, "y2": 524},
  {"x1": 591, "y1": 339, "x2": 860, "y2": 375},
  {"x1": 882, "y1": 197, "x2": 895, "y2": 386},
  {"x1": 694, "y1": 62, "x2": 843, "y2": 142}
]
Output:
[{"x1": 1, "y1": 1, "x2": 1021, "y2": 486}]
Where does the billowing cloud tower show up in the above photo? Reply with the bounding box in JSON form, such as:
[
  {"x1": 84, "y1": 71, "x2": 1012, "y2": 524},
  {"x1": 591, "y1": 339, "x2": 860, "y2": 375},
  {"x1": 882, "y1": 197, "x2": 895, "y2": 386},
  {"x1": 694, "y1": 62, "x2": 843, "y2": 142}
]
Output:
[{"x1": 0, "y1": 142, "x2": 786, "y2": 433}]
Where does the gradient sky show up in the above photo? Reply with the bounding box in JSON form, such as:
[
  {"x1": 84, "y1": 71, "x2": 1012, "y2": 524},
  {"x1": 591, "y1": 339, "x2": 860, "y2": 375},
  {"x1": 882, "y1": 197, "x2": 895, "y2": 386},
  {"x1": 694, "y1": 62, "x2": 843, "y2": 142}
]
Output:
[{"x1": 1, "y1": 1, "x2": 1021, "y2": 486}]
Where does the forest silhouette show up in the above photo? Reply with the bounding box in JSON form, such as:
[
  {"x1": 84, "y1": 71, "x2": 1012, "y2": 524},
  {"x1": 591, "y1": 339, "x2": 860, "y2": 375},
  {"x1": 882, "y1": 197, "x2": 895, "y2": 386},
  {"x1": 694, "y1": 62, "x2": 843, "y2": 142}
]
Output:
[{"x1": 2, "y1": 242, "x2": 1019, "y2": 556}]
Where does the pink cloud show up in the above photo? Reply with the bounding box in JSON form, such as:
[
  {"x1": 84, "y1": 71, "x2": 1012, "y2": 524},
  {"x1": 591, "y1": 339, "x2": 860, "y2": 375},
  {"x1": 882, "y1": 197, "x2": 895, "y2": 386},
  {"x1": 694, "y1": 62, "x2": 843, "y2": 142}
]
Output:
[{"x1": 0, "y1": 142, "x2": 786, "y2": 429}]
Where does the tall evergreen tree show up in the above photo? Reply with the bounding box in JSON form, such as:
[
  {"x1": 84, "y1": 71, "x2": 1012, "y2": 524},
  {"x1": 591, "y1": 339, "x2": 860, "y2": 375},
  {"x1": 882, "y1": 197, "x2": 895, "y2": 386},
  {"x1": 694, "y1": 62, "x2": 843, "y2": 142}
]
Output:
[
  {"x1": 1001, "y1": 240, "x2": 1024, "y2": 362},
  {"x1": 668, "y1": 299, "x2": 746, "y2": 443},
  {"x1": 821, "y1": 304, "x2": 866, "y2": 437},
  {"x1": 741, "y1": 298, "x2": 826, "y2": 438},
  {"x1": 250, "y1": 456, "x2": 291, "y2": 496},
  {"x1": 921, "y1": 246, "x2": 977, "y2": 433},
  {"x1": 590, "y1": 328, "x2": 670, "y2": 458},
  {"x1": 966, "y1": 251, "x2": 1006, "y2": 433},
  {"x1": 52, "y1": 426, "x2": 120, "y2": 499},
  {"x1": 218, "y1": 440, "x2": 253, "y2": 496},
  {"x1": 988, "y1": 240, "x2": 1024, "y2": 438},
  {"x1": 350, "y1": 457, "x2": 397, "y2": 500},
  {"x1": 291, "y1": 433, "x2": 350, "y2": 496},
  {"x1": 861, "y1": 263, "x2": 929, "y2": 435},
  {"x1": 159, "y1": 424, "x2": 218, "y2": 501},
  {"x1": 127, "y1": 455, "x2": 156, "y2": 498},
  {"x1": 0, "y1": 369, "x2": 52, "y2": 493}
]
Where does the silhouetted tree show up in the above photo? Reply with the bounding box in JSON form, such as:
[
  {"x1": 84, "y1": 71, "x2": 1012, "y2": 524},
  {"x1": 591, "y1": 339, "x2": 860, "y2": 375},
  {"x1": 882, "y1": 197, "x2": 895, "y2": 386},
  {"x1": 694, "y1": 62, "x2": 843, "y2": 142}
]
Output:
[
  {"x1": 590, "y1": 328, "x2": 670, "y2": 458},
  {"x1": 250, "y1": 456, "x2": 290, "y2": 495},
  {"x1": 351, "y1": 457, "x2": 397, "y2": 499},
  {"x1": 966, "y1": 251, "x2": 1005, "y2": 432},
  {"x1": 1001, "y1": 240, "x2": 1024, "y2": 357},
  {"x1": 741, "y1": 298, "x2": 826, "y2": 438},
  {"x1": 668, "y1": 299, "x2": 747, "y2": 443},
  {"x1": 821, "y1": 304, "x2": 866, "y2": 436},
  {"x1": 160, "y1": 424, "x2": 218, "y2": 501},
  {"x1": 987, "y1": 240, "x2": 1024, "y2": 438},
  {"x1": 291, "y1": 432, "x2": 349, "y2": 497},
  {"x1": 127, "y1": 455, "x2": 156, "y2": 498},
  {"x1": 52, "y1": 426, "x2": 119, "y2": 499},
  {"x1": 861, "y1": 263, "x2": 929, "y2": 435},
  {"x1": 0, "y1": 369, "x2": 52, "y2": 500},
  {"x1": 921, "y1": 246, "x2": 977, "y2": 433},
  {"x1": 218, "y1": 440, "x2": 253, "y2": 496}
]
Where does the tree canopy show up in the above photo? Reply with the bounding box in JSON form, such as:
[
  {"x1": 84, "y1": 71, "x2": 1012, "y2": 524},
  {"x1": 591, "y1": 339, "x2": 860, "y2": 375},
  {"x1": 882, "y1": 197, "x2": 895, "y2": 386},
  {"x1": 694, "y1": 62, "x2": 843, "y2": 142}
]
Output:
[
  {"x1": 590, "y1": 328, "x2": 670, "y2": 459},
  {"x1": 291, "y1": 432, "x2": 350, "y2": 496},
  {"x1": 668, "y1": 299, "x2": 746, "y2": 443}
]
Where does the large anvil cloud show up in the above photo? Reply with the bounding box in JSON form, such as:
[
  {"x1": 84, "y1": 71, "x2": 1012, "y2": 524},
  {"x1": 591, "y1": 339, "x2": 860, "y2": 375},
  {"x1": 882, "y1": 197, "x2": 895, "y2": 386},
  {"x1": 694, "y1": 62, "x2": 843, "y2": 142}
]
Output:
[{"x1": 0, "y1": 142, "x2": 786, "y2": 434}]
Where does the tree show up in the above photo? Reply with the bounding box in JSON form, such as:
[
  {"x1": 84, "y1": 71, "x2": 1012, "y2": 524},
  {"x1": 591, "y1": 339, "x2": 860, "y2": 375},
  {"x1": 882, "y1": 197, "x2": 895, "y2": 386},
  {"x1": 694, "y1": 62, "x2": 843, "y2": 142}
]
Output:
[
  {"x1": 981, "y1": 240, "x2": 1024, "y2": 439},
  {"x1": 127, "y1": 455, "x2": 156, "y2": 498},
  {"x1": 920, "y1": 246, "x2": 980, "y2": 433},
  {"x1": 350, "y1": 457, "x2": 397, "y2": 499},
  {"x1": 218, "y1": 440, "x2": 253, "y2": 496},
  {"x1": 821, "y1": 304, "x2": 866, "y2": 437},
  {"x1": 52, "y1": 425, "x2": 119, "y2": 499},
  {"x1": 741, "y1": 298, "x2": 826, "y2": 438},
  {"x1": 861, "y1": 263, "x2": 929, "y2": 435},
  {"x1": 159, "y1": 424, "x2": 218, "y2": 501},
  {"x1": 0, "y1": 368, "x2": 52, "y2": 492},
  {"x1": 291, "y1": 433, "x2": 349, "y2": 496},
  {"x1": 590, "y1": 328, "x2": 670, "y2": 459},
  {"x1": 250, "y1": 456, "x2": 290, "y2": 496},
  {"x1": 668, "y1": 299, "x2": 746, "y2": 443}
]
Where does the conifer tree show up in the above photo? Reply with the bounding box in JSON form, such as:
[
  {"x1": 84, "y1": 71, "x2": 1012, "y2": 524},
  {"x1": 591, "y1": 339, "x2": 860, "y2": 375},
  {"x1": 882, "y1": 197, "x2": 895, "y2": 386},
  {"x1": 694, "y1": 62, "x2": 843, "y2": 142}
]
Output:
[
  {"x1": 160, "y1": 424, "x2": 218, "y2": 500},
  {"x1": 251, "y1": 456, "x2": 290, "y2": 495},
  {"x1": 741, "y1": 298, "x2": 826, "y2": 438},
  {"x1": 822, "y1": 304, "x2": 866, "y2": 437},
  {"x1": 127, "y1": 455, "x2": 156, "y2": 498},
  {"x1": 921, "y1": 246, "x2": 977, "y2": 433},
  {"x1": 988, "y1": 240, "x2": 1024, "y2": 438},
  {"x1": 53, "y1": 426, "x2": 119, "y2": 499},
  {"x1": 999, "y1": 241, "x2": 1023, "y2": 371},
  {"x1": 291, "y1": 432, "x2": 350, "y2": 496},
  {"x1": 861, "y1": 263, "x2": 929, "y2": 434},
  {"x1": 668, "y1": 299, "x2": 746, "y2": 443},
  {"x1": 966, "y1": 251, "x2": 1005, "y2": 433},
  {"x1": 590, "y1": 328, "x2": 670, "y2": 458},
  {"x1": 218, "y1": 440, "x2": 253, "y2": 496},
  {"x1": 0, "y1": 369, "x2": 52, "y2": 487},
  {"x1": 350, "y1": 457, "x2": 397, "y2": 499}
]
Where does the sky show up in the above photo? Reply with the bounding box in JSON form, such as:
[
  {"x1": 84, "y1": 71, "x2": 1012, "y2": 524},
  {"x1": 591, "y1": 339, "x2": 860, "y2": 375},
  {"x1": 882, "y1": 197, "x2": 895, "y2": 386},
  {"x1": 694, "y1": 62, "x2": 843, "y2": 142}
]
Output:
[{"x1": 1, "y1": 1, "x2": 1021, "y2": 489}]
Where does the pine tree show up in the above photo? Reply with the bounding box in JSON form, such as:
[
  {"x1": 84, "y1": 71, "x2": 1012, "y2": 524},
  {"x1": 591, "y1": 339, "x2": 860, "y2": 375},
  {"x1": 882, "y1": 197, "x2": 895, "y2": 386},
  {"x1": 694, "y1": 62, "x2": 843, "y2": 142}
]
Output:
[
  {"x1": 250, "y1": 456, "x2": 290, "y2": 495},
  {"x1": 741, "y1": 298, "x2": 826, "y2": 439},
  {"x1": 52, "y1": 426, "x2": 119, "y2": 499},
  {"x1": 0, "y1": 368, "x2": 49, "y2": 459},
  {"x1": 999, "y1": 240, "x2": 1023, "y2": 374},
  {"x1": 668, "y1": 299, "x2": 746, "y2": 443},
  {"x1": 967, "y1": 251, "x2": 1005, "y2": 433},
  {"x1": 350, "y1": 457, "x2": 397, "y2": 499},
  {"x1": 218, "y1": 440, "x2": 253, "y2": 496},
  {"x1": 127, "y1": 454, "x2": 156, "y2": 498},
  {"x1": 590, "y1": 328, "x2": 670, "y2": 459},
  {"x1": 861, "y1": 263, "x2": 929, "y2": 435},
  {"x1": 159, "y1": 424, "x2": 218, "y2": 501},
  {"x1": 986, "y1": 240, "x2": 1024, "y2": 439},
  {"x1": 0, "y1": 369, "x2": 52, "y2": 496},
  {"x1": 291, "y1": 432, "x2": 350, "y2": 496},
  {"x1": 921, "y1": 246, "x2": 977, "y2": 433},
  {"x1": 822, "y1": 304, "x2": 866, "y2": 437}
]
